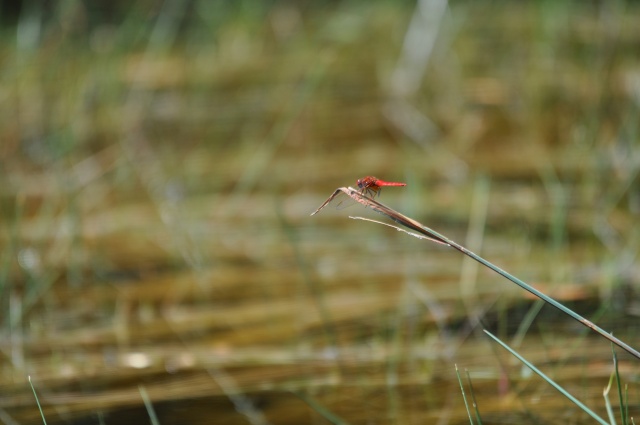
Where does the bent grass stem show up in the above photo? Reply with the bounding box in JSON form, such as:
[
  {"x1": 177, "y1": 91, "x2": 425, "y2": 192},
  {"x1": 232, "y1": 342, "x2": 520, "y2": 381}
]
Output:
[{"x1": 311, "y1": 186, "x2": 640, "y2": 360}]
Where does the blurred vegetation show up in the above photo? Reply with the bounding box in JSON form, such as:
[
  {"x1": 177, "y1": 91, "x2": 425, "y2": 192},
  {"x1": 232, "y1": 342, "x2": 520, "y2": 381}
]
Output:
[{"x1": 1, "y1": 1, "x2": 640, "y2": 424}]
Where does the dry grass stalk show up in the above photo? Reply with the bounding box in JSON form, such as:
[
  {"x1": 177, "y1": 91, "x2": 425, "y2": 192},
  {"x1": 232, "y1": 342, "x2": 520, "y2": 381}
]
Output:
[{"x1": 312, "y1": 186, "x2": 640, "y2": 360}]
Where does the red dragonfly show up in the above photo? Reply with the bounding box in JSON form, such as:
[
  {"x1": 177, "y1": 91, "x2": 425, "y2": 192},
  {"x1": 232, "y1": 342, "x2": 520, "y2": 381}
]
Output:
[
  {"x1": 356, "y1": 176, "x2": 407, "y2": 199},
  {"x1": 311, "y1": 175, "x2": 408, "y2": 213}
]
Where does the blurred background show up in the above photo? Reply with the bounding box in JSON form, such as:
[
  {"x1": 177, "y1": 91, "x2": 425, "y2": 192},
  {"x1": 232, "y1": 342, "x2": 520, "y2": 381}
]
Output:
[{"x1": 2, "y1": 0, "x2": 640, "y2": 423}]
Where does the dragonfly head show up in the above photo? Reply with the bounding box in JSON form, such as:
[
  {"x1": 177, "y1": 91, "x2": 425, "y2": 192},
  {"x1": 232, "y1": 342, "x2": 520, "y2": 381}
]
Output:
[{"x1": 356, "y1": 176, "x2": 375, "y2": 189}]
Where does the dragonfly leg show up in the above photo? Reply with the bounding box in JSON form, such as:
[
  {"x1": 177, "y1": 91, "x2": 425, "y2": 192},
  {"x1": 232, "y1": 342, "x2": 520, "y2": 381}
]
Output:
[{"x1": 364, "y1": 187, "x2": 379, "y2": 198}]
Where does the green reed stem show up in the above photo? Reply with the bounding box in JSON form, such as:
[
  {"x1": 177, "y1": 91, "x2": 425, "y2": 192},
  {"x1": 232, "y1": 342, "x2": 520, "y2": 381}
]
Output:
[
  {"x1": 455, "y1": 364, "x2": 474, "y2": 425},
  {"x1": 28, "y1": 376, "x2": 47, "y2": 425},
  {"x1": 484, "y1": 330, "x2": 609, "y2": 425},
  {"x1": 312, "y1": 187, "x2": 640, "y2": 360}
]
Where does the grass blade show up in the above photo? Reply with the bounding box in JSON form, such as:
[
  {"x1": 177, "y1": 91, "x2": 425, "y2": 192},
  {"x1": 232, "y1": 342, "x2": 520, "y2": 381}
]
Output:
[
  {"x1": 612, "y1": 345, "x2": 627, "y2": 425},
  {"x1": 28, "y1": 376, "x2": 47, "y2": 425},
  {"x1": 455, "y1": 364, "x2": 474, "y2": 425},
  {"x1": 465, "y1": 369, "x2": 483, "y2": 425},
  {"x1": 483, "y1": 330, "x2": 609, "y2": 425},
  {"x1": 311, "y1": 187, "x2": 640, "y2": 360},
  {"x1": 138, "y1": 385, "x2": 160, "y2": 425},
  {"x1": 624, "y1": 385, "x2": 629, "y2": 425},
  {"x1": 294, "y1": 391, "x2": 351, "y2": 425},
  {"x1": 604, "y1": 369, "x2": 617, "y2": 425}
]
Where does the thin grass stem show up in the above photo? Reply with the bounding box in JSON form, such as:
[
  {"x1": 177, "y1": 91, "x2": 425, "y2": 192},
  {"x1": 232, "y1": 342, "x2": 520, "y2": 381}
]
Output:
[
  {"x1": 454, "y1": 365, "x2": 474, "y2": 425},
  {"x1": 604, "y1": 369, "x2": 617, "y2": 425},
  {"x1": 484, "y1": 330, "x2": 609, "y2": 425},
  {"x1": 612, "y1": 346, "x2": 627, "y2": 425},
  {"x1": 138, "y1": 385, "x2": 160, "y2": 425},
  {"x1": 311, "y1": 187, "x2": 640, "y2": 359},
  {"x1": 625, "y1": 385, "x2": 629, "y2": 425},
  {"x1": 28, "y1": 376, "x2": 47, "y2": 425},
  {"x1": 294, "y1": 391, "x2": 351, "y2": 425},
  {"x1": 465, "y1": 369, "x2": 483, "y2": 425}
]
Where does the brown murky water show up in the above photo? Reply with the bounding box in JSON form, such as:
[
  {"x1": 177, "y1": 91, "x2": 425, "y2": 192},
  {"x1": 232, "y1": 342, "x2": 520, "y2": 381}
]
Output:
[{"x1": 2, "y1": 2, "x2": 640, "y2": 424}]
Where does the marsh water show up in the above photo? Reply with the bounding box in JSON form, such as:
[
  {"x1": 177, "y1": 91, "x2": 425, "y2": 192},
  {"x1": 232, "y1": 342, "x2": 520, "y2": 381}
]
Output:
[{"x1": 2, "y1": 2, "x2": 640, "y2": 424}]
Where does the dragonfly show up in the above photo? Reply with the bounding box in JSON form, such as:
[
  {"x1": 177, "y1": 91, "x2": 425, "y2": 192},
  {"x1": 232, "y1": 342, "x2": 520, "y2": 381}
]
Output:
[
  {"x1": 328, "y1": 176, "x2": 407, "y2": 210},
  {"x1": 356, "y1": 176, "x2": 407, "y2": 199},
  {"x1": 310, "y1": 176, "x2": 448, "y2": 244}
]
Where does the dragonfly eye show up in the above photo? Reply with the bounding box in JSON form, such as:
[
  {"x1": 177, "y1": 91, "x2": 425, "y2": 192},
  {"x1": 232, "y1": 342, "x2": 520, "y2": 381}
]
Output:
[{"x1": 356, "y1": 179, "x2": 363, "y2": 188}]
